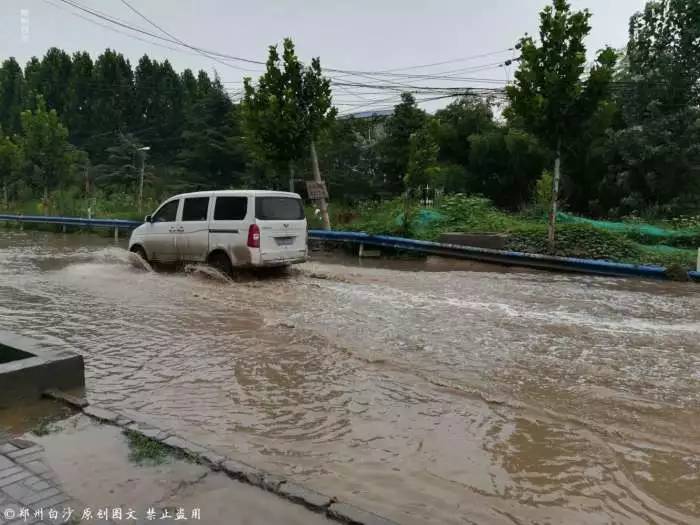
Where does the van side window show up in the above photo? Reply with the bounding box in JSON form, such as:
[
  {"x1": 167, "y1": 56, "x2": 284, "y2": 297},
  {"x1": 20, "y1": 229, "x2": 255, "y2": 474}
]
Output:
[
  {"x1": 152, "y1": 200, "x2": 179, "y2": 222},
  {"x1": 182, "y1": 197, "x2": 210, "y2": 221},
  {"x1": 214, "y1": 197, "x2": 247, "y2": 220}
]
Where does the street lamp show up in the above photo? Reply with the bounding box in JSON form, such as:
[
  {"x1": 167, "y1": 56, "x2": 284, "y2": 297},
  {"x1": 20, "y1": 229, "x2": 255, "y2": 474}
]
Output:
[{"x1": 137, "y1": 146, "x2": 150, "y2": 214}]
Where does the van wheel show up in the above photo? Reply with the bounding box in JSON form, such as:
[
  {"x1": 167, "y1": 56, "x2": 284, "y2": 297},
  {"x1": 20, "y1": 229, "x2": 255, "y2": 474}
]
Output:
[
  {"x1": 208, "y1": 252, "x2": 233, "y2": 277},
  {"x1": 130, "y1": 245, "x2": 148, "y2": 262}
]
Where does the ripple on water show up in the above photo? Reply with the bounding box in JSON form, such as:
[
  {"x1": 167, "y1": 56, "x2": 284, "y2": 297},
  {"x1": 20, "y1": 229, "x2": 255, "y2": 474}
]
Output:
[{"x1": 1, "y1": 230, "x2": 699, "y2": 524}]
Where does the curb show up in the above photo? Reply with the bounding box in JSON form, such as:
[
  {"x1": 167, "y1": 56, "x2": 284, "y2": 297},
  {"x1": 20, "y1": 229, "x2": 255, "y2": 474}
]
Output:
[{"x1": 43, "y1": 390, "x2": 399, "y2": 525}]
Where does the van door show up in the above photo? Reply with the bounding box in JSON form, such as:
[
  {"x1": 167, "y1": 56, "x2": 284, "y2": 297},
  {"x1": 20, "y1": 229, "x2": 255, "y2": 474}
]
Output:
[
  {"x1": 254, "y1": 196, "x2": 307, "y2": 262},
  {"x1": 209, "y1": 195, "x2": 249, "y2": 265},
  {"x1": 145, "y1": 198, "x2": 181, "y2": 262},
  {"x1": 177, "y1": 195, "x2": 211, "y2": 262}
]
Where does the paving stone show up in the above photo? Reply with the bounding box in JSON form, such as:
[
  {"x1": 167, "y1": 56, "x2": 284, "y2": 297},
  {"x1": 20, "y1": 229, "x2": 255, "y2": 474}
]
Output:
[
  {"x1": 261, "y1": 473, "x2": 286, "y2": 492},
  {"x1": 0, "y1": 457, "x2": 14, "y2": 471},
  {"x1": 199, "y1": 450, "x2": 225, "y2": 469},
  {"x1": 0, "y1": 471, "x2": 31, "y2": 488},
  {"x1": 28, "y1": 494, "x2": 68, "y2": 513},
  {"x1": 21, "y1": 476, "x2": 41, "y2": 488},
  {"x1": 162, "y1": 436, "x2": 208, "y2": 457},
  {"x1": 8, "y1": 439, "x2": 34, "y2": 450},
  {"x1": 23, "y1": 462, "x2": 50, "y2": 477},
  {"x1": 14, "y1": 453, "x2": 44, "y2": 466},
  {"x1": 23, "y1": 487, "x2": 62, "y2": 506},
  {"x1": 28, "y1": 481, "x2": 50, "y2": 492},
  {"x1": 221, "y1": 460, "x2": 263, "y2": 486},
  {"x1": 328, "y1": 502, "x2": 399, "y2": 525},
  {"x1": 7, "y1": 447, "x2": 43, "y2": 460},
  {"x1": 0, "y1": 444, "x2": 18, "y2": 455},
  {"x1": 2, "y1": 480, "x2": 36, "y2": 502},
  {"x1": 0, "y1": 467, "x2": 23, "y2": 482},
  {"x1": 42, "y1": 389, "x2": 88, "y2": 408},
  {"x1": 277, "y1": 482, "x2": 332, "y2": 510},
  {"x1": 82, "y1": 405, "x2": 118, "y2": 424}
]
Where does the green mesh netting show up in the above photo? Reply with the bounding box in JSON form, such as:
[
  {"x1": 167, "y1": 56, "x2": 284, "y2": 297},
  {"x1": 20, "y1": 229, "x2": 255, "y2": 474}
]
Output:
[{"x1": 557, "y1": 213, "x2": 695, "y2": 239}]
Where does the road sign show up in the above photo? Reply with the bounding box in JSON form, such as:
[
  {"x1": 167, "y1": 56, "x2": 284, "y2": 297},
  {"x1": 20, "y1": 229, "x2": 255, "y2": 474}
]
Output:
[{"x1": 306, "y1": 181, "x2": 329, "y2": 201}]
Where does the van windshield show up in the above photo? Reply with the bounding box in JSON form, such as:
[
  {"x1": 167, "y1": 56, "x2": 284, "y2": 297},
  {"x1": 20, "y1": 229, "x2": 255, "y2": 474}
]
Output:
[{"x1": 255, "y1": 197, "x2": 305, "y2": 221}]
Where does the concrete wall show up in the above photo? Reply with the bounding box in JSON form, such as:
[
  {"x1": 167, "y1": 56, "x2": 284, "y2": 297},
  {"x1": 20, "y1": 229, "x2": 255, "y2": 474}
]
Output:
[{"x1": 0, "y1": 332, "x2": 84, "y2": 405}]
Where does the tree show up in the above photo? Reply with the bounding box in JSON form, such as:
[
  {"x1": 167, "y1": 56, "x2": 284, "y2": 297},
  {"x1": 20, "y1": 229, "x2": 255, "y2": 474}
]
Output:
[
  {"x1": 468, "y1": 127, "x2": 547, "y2": 209},
  {"x1": 243, "y1": 38, "x2": 335, "y2": 228},
  {"x1": 65, "y1": 51, "x2": 94, "y2": 148},
  {"x1": 600, "y1": 0, "x2": 700, "y2": 215},
  {"x1": 0, "y1": 132, "x2": 22, "y2": 207},
  {"x1": 405, "y1": 124, "x2": 439, "y2": 189},
  {"x1": 434, "y1": 97, "x2": 496, "y2": 167},
  {"x1": 19, "y1": 97, "x2": 75, "y2": 201},
  {"x1": 507, "y1": 0, "x2": 616, "y2": 244},
  {"x1": 177, "y1": 81, "x2": 247, "y2": 190},
  {"x1": 88, "y1": 49, "x2": 135, "y2": 162},
  {"x1": 378, "y1": 93, "x2": 426, "y2": 195},
  {"x1": 0, "y1": 58, "x2": 26, "y2": 134}
]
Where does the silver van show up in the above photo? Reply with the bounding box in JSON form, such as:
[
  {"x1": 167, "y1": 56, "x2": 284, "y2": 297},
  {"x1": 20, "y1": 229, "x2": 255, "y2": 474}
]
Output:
[{"x1": 128, "y1": 190, "x2": 307, "y2": 274}]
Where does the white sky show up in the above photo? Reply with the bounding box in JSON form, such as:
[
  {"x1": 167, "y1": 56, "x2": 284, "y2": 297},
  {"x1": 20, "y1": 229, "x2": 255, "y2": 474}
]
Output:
[{"x1": 1, "y1": 0, "x2": 646, "y2": 112}]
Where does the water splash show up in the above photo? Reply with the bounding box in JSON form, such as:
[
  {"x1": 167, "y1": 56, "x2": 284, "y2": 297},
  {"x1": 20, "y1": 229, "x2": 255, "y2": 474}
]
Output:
[{"x1": 183, "y1": 263, "x2": 232, "y2": 283}]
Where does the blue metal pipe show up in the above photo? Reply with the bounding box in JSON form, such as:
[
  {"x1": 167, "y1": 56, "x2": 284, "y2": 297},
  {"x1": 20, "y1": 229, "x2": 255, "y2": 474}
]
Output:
[
  {"x1": 0, "y1": 214, "x2": 142, "y2": 229},
  {"x1": 307, "y1": 229, "x2": 687, "y2": 281}
]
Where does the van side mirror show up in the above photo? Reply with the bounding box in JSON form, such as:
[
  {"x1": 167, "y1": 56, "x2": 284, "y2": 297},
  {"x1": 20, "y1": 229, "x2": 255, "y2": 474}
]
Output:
[{"x1": 145, "y1": 215, "x2": 152, "y2": 223}]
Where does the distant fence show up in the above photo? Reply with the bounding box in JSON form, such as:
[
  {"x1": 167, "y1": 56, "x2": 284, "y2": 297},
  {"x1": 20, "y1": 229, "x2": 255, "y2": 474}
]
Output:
[{"x1": 1, "y1": 214, "x2": 698, "y2": 282}]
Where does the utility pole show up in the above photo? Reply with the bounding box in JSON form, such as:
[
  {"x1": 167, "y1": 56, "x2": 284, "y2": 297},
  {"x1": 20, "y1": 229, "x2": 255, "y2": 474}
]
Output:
[
  {"x1": 137, "y1": 146, "x2": 150, "y2": 214},
  {"x1": 310, "y1": 140, "x2": 331, "y2": 230}
]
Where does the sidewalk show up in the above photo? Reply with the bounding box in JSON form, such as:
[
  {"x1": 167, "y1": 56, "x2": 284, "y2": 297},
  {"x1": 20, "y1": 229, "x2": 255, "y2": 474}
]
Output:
[{"x1": 0, "y1": 437, "x2": 78, "y2": 525}]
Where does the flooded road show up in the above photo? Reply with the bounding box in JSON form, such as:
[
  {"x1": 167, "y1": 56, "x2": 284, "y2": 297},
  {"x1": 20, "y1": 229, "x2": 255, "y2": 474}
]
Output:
[{"x1": 1, "y1": 230, "x2": 699, "y2": 524}]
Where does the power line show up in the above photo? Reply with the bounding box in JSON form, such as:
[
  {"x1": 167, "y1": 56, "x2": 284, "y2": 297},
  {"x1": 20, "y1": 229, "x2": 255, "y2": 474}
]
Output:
[
  {"x1": 53, "y1": 0, "x2": 266, "y2": 67},
  {"x1": 117, "y1": 0, "x2": 259, "y2": 73}
]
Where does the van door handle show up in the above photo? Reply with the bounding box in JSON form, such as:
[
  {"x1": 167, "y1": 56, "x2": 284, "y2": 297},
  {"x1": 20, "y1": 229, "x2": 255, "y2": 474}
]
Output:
[{"x1": 177, "y1": 227, "x2": 184, "y2": 232}]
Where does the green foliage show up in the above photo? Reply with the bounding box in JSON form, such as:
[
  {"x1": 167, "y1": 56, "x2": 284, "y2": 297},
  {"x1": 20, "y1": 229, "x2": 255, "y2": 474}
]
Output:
[
  {"x1": 242, "y1": 38, "x2": 335, "y2": 188},
  {"x1": 405, "y1": 124, "x2": 439, "y2": 189},
  {"x1": 378, "y1": 93, "x2": 426, "y2": 194},
  {"x1": 32, "y1": 418, "x2": 60, "y2": 436},
  {"x1": 600, "y1": 0, "x2": 700, "y2": 215},
  {"x1": 507, "y1": 224, "x2": 643, "y2": 260},
  {"x1": 533, "y1": 170, "x2": 553, "y2": 214},
  {"x1": 19, "y1": 97, "x2": 75, "y2": 197},
  {"x1": 0, "y1": 133, "x2": 22, "y2": 205},
  {"x1": 124, "y1": 430, "x2": 169, "y2": 465}
]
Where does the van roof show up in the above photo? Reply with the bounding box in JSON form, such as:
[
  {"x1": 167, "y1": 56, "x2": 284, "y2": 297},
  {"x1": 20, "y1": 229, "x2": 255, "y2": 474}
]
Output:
[{"x1": 172, "y1": 190, "x2": 301, "y2": 199}]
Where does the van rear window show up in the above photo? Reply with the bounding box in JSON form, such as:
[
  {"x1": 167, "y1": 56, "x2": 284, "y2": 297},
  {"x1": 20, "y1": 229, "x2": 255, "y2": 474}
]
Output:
[{"x1": 255, "y1": 197, "x2": 304, "y2": 221}]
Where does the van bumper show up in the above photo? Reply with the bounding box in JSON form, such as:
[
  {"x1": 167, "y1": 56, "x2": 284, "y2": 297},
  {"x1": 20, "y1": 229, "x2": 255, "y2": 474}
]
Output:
[{"x1": 253, "y1": 249, "x2": 308, "y2": 267}]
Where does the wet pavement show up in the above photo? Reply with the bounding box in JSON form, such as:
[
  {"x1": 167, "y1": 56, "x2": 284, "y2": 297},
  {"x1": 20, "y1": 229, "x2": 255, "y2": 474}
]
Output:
[{"x1": 1, "y1": 230, "x2": 700, "y2": 524}]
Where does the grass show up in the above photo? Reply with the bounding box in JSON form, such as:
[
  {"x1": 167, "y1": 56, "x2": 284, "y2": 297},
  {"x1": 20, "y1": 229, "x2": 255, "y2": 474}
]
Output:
[
  {"x1": 124, "y1": 430, "x2": 170, "y2": 465},
  {"x1": 329, "y1": 195, "x2": 699, "y2": 272},
  {"x1": 32, "y1": 418, "x2": 61, "y2": 437}
]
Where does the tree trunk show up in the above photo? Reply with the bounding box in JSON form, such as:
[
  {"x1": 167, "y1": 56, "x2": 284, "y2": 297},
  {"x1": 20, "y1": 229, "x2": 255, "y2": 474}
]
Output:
[
  {"x1": 288, "y1": 161, "x2": 295, "y2": 193},
  {"x1": 548, "y1": 138, "x2": 562, "y2": 248},
  {"x1": 43, "y1": 185, "x2": 48, "y2": 216},
  {"x1": 310, "y1": 140, "x2": 331, "y2": 230},
  {"x1": 2, "y1": 179, "x2": 7, "y2": 210}
]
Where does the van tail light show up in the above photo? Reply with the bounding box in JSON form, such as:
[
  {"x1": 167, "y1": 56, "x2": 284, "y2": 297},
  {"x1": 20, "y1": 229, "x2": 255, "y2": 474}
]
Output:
[{"x1": 247, "y1": 224, "x2": 260, "y2": 248}]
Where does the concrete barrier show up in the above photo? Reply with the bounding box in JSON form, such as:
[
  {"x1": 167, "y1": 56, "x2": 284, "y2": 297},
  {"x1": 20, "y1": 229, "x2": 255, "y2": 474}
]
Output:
[{"x1": 0, "y1": 332, "x2": 84, "y2": 404}]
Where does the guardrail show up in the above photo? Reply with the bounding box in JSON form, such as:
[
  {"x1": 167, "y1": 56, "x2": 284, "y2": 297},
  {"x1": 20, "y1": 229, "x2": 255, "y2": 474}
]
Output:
[{"x1": 1, "y1": 214, "x2": 698, "y2": 281}]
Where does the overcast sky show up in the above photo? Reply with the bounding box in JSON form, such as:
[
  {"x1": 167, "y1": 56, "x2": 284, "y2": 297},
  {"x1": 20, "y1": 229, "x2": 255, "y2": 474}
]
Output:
[{"x1": 1, "y1": 0, "x2": 646, "y2": 112}]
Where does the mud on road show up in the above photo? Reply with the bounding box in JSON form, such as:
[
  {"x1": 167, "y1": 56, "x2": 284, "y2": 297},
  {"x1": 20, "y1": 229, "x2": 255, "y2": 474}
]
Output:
[{"x1": 1, "y1": 230, "x2": 699, "y2": 524}]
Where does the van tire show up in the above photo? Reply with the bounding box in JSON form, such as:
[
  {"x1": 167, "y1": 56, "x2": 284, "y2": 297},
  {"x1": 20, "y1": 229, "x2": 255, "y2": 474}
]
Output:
[
  {"x1": 130, "y1": 245, "x2": 148, "y2": 262},
  {"x1": 208, "y1": 251, "x2": 233, "y2": 277}
]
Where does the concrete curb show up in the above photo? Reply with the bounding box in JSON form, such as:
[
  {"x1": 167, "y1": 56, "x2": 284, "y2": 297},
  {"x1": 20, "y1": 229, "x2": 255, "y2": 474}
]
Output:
[{"x1": 44, "y1": 390, "x2": 400, "y2": 525}]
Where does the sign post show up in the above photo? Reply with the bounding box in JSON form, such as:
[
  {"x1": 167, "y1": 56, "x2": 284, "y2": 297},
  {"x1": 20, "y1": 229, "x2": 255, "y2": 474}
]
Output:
[{"x1": 309, "y1": 141, "x2": 331, "y2": 230}]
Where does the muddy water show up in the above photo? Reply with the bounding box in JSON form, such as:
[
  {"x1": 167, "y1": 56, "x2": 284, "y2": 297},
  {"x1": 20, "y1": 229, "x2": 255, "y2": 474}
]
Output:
[{"x1": 1, "y1": 230, "x2": 699, "y2": 524}]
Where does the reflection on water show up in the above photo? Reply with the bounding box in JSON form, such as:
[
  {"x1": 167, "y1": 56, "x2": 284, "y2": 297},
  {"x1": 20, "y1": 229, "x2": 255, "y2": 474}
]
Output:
[{"x1": 1, "y1": 230, "x2": 699, "y2": 524}]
